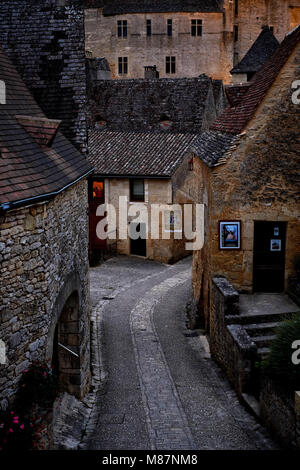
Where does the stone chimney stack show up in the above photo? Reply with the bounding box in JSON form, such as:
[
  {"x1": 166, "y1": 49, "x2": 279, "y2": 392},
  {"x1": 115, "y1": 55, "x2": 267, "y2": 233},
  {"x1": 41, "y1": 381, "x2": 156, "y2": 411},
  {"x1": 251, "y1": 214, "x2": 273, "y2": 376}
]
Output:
[{"x1": 144, "y1": 65, "x2": 159, "y2": 79}]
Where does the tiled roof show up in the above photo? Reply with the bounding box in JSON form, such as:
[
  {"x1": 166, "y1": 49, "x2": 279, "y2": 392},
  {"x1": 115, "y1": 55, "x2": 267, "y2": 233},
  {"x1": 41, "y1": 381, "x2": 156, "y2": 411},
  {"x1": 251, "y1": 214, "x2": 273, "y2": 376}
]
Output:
[
  {"x1": 211, "y1": 25, "x2": 300, "y2": 135},
  {"x1": 225, "y1": 83, "x2": 251, "y2": 107},
  {"x1": 231, "y1": 26, "x2": 280, "y2": 75},
  {"x1": 0, "y1": 47, "x2": 92, "y2": 209},
  {"x1": 190, "y1": 131, "x2": 239, "y2": 167},
  {"x1": 89, "y1": 130, "x2": 198, "y2": 177},
  {"x1": 103, "y1": 0, "x2": 223, "y2": 15}
]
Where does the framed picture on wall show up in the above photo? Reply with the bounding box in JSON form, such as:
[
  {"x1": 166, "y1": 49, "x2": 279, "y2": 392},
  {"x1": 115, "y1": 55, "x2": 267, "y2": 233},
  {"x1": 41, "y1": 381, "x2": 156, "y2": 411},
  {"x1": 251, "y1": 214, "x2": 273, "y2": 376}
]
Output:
[{"x1": 219, "y1": 221, "x2": 241, "y2": 249}]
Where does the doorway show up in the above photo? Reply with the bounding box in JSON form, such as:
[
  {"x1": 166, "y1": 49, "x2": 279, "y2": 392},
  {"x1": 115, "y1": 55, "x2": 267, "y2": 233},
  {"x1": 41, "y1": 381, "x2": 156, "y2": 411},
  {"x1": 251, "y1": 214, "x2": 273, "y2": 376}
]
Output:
[
  {"x1": 130, "y1": 223, "x2": 147, "y2": 257},
  {"x1": 253, "y1": 221, "x2": 286, "y2": 292}
]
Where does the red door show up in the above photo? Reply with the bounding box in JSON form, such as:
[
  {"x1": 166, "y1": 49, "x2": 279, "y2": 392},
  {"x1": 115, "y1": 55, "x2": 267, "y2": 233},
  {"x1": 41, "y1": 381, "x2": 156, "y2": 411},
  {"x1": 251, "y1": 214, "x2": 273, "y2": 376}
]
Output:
[{"x1": 89, "y1": 180, "x2": 107, "y2": 259}]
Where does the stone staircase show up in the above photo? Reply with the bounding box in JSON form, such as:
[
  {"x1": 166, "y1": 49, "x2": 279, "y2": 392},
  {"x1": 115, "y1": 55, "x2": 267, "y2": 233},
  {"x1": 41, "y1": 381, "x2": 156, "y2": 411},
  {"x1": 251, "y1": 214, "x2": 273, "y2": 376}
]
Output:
[{"x1": 226, "y1": 294, "x2": 300, "y2": 360}]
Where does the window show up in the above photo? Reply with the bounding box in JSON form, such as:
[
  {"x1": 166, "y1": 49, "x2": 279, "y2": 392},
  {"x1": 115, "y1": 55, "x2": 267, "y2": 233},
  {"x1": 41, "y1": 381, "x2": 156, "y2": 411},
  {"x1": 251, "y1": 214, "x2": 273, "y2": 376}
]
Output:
[
  {"x1": 191, "y1": 19, "x2": 202, "y2": 37},
  {"x1": 234, "y1": 25, "x2": 238, "y2": 42},
  {"x1": 269, "y1": 25, "x2": 274, "y2": 33},
  {"x1": 117, "y1": 20, "x2": 127, "y2": 38},
  {"x1": 118, "y1": 57, "x2": 128, "y2": 75},
  {"x1": 167, "y1": 19, "x2": 172, "y2": 36},
  {"x1": 146, "y1": 19, "x2": 152, "y2": 36},
  {"x1": 234, "y1": 0, "x2": 238, "y2": 16},
  {"x1": 92, "y1": 180, "x2": 104, "y2": 202},
  {"x1": 166, "y1": 56, "x2": 176, "y2": 74},
  {"x1": 130, "y1": 179, "x2": 145, "y2": 202}
]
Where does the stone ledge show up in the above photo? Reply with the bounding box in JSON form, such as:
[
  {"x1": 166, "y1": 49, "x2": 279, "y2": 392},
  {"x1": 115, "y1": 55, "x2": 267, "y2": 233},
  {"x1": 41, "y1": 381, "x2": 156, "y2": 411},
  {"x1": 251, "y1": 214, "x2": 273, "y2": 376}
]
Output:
[{"x1": 227, "y1": 324, "x2": 257, "y2": 356}]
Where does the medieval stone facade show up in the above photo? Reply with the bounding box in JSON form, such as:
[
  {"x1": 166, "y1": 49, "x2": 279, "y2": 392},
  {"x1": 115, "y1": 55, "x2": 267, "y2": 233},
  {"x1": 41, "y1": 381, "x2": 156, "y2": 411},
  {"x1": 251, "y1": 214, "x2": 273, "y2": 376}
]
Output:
[
  {"x1": 85, "y1": 0, "x2": 300, "y2": 83},
  {"x1": 0, "y1": 181, "x2": 91, "y2": 408}
]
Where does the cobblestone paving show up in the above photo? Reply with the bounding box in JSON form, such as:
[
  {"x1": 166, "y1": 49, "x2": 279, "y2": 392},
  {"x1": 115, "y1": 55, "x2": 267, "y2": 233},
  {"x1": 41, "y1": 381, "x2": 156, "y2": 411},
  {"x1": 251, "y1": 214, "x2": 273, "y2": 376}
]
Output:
[{"x1": 81, "y1": 255, "x2": 276, "y2": 450}]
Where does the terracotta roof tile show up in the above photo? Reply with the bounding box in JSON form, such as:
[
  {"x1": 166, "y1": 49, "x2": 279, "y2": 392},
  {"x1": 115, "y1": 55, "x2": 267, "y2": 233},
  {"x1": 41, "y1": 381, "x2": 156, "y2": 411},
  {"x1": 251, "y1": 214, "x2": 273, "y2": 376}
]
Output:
[
  {"x1": 211, "y1": 25, "x2": 300, "y2": 135},
  {"x1": 89, "y1": 130, "x2": 198, "y2": 177}
]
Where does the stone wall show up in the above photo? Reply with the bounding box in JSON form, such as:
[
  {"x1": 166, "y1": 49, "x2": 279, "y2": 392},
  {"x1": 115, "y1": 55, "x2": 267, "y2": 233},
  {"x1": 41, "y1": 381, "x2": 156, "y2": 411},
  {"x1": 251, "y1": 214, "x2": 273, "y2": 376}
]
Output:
[
  {"x1": 210, "y1": 277, "x2": 257, "y2": 395},
  {"x1": 88, "y1": 76, "x2": 217, "y2": 134},
  {"x1": 260, "y1": 378, "x2": 298, "y2": 449},
  {"x1": 0, "y1": 0, "x2": 88, "y2": 153},
  {"x1": 85, "y1": 8, "x2": 233, "y2": 82},
  {"x1": 0, "y1": 180, "x2": 90, "y2": 408}
]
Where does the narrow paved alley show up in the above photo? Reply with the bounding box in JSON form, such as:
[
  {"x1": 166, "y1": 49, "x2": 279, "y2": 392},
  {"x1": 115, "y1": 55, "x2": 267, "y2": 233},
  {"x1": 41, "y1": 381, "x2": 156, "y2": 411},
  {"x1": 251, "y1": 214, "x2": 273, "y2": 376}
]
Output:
[{"x1": 84, "y1": 256, "x2": 276, "y2": 451}]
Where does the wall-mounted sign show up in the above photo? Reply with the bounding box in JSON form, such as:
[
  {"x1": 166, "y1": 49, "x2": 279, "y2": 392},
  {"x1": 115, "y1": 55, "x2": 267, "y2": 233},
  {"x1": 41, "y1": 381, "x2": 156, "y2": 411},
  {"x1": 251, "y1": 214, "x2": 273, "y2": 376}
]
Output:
[
  {"x1": 219, "y1": 221, "x2": 241, "y2": 250},
  {"x1": 274, "y1": 227, "x2": 279, "y2": 236},
  {"x1": 270, "y1": 239, "x2": 281, "y2": 251}
]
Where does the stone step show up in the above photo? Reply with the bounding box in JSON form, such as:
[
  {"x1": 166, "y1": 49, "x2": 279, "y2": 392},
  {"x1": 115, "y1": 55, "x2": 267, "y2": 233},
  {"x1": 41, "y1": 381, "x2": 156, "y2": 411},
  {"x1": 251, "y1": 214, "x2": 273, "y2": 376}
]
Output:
[
  {"x1": 245, "y1": 321, "x2": 281, "y2": 336},
  {"x1": 257, "y1": 346, "x2": 271, "y2": 359},
  {"x1": 226, "y1": 310, "x2": 298, "y2": 325},
  {"x1": 241, "y1": 392, "x2": 260, "y2": 418},
  {"x1": 251, "y1": 334, "x2": 276, "y2": 348}
]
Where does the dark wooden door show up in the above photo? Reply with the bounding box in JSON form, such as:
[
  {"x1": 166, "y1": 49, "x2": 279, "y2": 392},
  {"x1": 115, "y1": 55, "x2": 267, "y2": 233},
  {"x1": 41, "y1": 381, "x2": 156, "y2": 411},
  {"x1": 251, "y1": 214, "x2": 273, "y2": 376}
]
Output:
[
  {"x1": 253, "y1": 221, "x2": 286, "y2": 292},
  {"x1": 130, "y1": 223, "x2": 147, "y2": 257}
]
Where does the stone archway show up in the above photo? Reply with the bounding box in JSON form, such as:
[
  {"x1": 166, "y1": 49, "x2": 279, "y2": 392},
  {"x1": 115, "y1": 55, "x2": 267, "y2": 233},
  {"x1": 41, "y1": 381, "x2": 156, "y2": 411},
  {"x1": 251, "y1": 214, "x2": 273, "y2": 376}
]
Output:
[{"x1": 52, "y1": 291, "x2": 81, "y2": 397}]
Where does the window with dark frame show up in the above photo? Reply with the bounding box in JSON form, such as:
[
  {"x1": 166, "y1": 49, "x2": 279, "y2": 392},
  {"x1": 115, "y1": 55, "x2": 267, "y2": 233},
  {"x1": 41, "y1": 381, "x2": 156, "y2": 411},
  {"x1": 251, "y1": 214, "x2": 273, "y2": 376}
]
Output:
[
  {"x1": 191, "y1": 19, "x2": 202, "y2": 37},
  {"x1": 117, "y1": 20, "x2": 128, "y2": 38},
  {"x1": 167, "y1": 19, "x2": 172, "y2": 36},
  {"x1": 234, "y1": 0, "x2": 238, "y2": 16},
  {"x1": 166, "y1": 56, "x2": 176, "y2": 74},
  {"x1": 234, "y1": 25, "x2": 238, "y2": 42},
  {"x1": 146, "y1": 19, "x2": 152, "y2": 36},
  {"x1": 130, "y1": 179, "x2": 145, "y2": 202},
  {"x1": 118, "y1": 57, "x2": 128, "y2": 74}
]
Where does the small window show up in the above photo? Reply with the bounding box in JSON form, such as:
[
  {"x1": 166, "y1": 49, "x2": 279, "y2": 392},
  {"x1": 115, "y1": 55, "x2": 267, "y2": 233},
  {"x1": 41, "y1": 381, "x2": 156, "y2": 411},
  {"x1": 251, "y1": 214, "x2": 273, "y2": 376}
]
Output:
[
  {"x1": 167, "y1": 19, "x2": 172, "y2": 36},
  {"x1": 234, "y1": 25, "x2": 238, "y2": 42},
  {"x1": 117, "y1": 20, "x2": 128, "y2": 38},
  {"x1": 166, "y1": 56, "x2": 176, "y2": 74},
  {"x1": 92, "y1": 181, "x2": 104, "y2": 202},
  {"x1": 146, "y1": 19, "x2": 152, "y2": 36},
  {"x1": 191, "y1": 19, "x2": 202, "y2": 37},
  {"x1": 118, "y1": 57, "x2": 128, "y2": 75},
  {"x1": 130, "y1": 179, "x2": 145, "y2": 202},
  {"x1": 269, "y1": 25, "x2": 274, "y2": 33},
  {"x1": 234, "y1": 0, "x2": 238, "y2": 16}
]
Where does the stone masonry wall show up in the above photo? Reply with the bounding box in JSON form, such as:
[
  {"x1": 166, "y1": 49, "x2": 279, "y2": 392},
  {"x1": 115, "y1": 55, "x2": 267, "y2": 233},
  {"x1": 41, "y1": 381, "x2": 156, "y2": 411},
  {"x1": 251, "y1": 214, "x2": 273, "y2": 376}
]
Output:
[
  {"x1": 85, "y1": 9, "x2": 233, "y2": 82},
  {"x1": 209, "y1": 43, "x2": 300, "y2": 294},
  {"x1": 0, "y1": 0, "x2": 88, "y2": 153},
  {"x1": 0, "y1": 180, "x2": 90, "y2": 408}
]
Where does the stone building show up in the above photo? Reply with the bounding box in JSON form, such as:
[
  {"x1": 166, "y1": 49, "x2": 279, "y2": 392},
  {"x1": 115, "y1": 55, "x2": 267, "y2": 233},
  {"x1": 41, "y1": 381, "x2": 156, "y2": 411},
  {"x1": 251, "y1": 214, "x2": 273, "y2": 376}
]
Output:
[
  {"x1": 0, "y1": 2, "x2": 93, "y2": 408},
  {"x1": 87, "y1": 73, "x2": 225, "y2": 263},
  {"x1": 88, "y1": 130, "x2": 200, "y2": 263},
  {"x1": 189, "y1": 25, "x2": 300, "y2": 330},
  {"x1": 0, "y1": 0, "x2": 88, "y2": 153},
  {"x1": 85, "y1": 0, "x2": 300, "y2": 83}
]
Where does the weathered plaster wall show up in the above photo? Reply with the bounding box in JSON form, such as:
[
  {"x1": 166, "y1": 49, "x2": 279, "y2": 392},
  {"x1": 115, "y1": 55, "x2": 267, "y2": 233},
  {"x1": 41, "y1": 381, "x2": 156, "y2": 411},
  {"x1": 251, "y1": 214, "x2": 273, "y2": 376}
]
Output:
[
  {"x1": 0, "y1": 180, "x2": 90, "y2": 408},
  {"x1": 0, "y1": 0, "x2": 88, "y2": 153}
]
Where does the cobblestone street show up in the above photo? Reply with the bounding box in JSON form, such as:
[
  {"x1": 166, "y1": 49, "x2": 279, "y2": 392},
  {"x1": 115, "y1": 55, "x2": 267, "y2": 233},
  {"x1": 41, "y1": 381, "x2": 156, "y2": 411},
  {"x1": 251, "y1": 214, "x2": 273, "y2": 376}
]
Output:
[{"x1": 81, "y1": 256, "x2": 276, "y2": 450}]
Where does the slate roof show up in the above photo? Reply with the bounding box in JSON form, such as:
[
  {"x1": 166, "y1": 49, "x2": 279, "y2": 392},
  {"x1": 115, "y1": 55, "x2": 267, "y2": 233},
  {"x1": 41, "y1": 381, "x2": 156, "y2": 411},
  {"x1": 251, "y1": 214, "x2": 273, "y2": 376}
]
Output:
[
  {"x1": 0, "y1": 47, "x2": 93, "y2": 209},
  {"x1": 89, "y1": 130, "x2": 198, "y2": 177},
  {"x1": 190, "y1": 131, "x2": 238, "y2": 167},
  {"x1": 231, "y1": 26, "x2": 280, "y2": 75},
  {"x1": 103, "y1": 0, "x2": 223, "y2": 15},
  {"x1": 211, "y1": 25, "x2": 300, "y2": 135}
]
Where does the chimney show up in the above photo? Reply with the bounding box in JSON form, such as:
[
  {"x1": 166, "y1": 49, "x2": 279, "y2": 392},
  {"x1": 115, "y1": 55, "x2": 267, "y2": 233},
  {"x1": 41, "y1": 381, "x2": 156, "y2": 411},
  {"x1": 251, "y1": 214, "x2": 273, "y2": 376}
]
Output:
[{"x1": 144, "y1": 65, "x2": 159, "y2": 79}]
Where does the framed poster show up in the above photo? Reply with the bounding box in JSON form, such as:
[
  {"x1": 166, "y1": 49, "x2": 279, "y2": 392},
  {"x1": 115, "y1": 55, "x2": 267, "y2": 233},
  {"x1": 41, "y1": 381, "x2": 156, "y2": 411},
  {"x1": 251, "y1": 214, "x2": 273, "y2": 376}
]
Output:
[
  {"x1": 270, "y1": 239, "x2": 281, "y2": 251},
  {"x1": 219, "y1": 221, "x2": 241, "y2": 250}
]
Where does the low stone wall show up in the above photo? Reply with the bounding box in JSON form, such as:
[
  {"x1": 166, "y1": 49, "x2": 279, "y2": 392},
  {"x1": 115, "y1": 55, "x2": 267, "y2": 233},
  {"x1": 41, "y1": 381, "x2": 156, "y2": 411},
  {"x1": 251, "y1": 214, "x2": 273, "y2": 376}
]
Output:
[
  {"x1": 0, "y1": 180, "x2": 90, "y2": 409},
  {"x1": 260, "y1": 378, "x2": 299, "y2": 449},
  {"x1": 210, "y1": 277, "x2": 257, "y2": 396}
]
